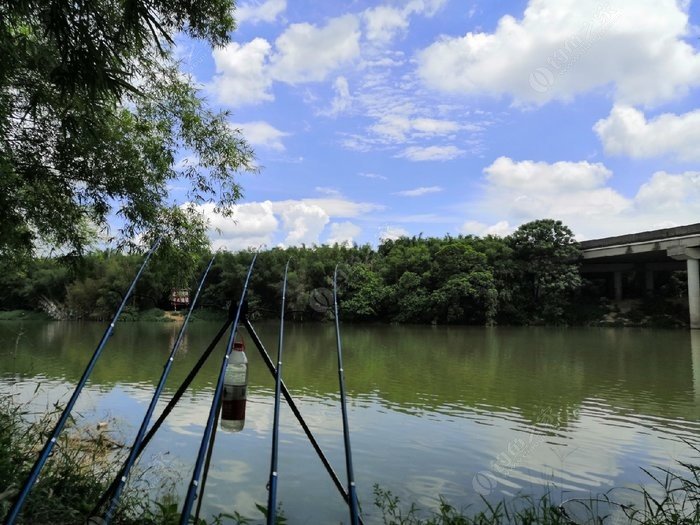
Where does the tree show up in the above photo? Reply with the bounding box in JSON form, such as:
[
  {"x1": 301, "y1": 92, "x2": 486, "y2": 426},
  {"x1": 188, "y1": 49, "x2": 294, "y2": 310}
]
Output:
[
  {"x1": 0, "y1": 0, "x2": 254, "y2": 261},
  {"x1": 507, "y1": 219, "x2": 582, "y2": 323}
]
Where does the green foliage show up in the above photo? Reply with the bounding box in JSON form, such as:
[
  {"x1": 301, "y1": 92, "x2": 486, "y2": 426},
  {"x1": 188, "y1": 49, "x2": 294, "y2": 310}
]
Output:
[
  {"x1": 0, "y1": 221, "x2": 592, "y2": 326},
  {"x1": 0, "y1": 0, "x2": 253, "y2": 260},
  {"x1": 507, "y1": 220, "x2": 582, "y2": 324}
]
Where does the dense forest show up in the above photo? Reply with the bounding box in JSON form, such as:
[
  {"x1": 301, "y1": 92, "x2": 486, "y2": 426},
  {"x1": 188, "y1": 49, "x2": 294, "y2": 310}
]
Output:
[{"x1": 0, "y1": 219, "x2": 601, "y2": 325}]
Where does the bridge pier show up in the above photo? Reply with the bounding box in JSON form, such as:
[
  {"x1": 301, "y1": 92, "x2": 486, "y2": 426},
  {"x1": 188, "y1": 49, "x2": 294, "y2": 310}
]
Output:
[
  {"x1": 613, "y1": 271, "x2": 623, "y2": 301},
  {"x1": 645, "y1": 269, "x2": 654, "y2": 296},
  {"x1": 668, "y1": 247, "x2": 700, "y2": 329},
  {"x1": 688, "y1": 258, "x2": 700, "y2": 330}
]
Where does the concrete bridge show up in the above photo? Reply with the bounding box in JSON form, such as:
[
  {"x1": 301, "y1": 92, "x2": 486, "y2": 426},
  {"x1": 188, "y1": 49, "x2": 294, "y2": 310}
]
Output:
[{"x1": 580, "y1": 223, "x2": 700, "y2": 329}]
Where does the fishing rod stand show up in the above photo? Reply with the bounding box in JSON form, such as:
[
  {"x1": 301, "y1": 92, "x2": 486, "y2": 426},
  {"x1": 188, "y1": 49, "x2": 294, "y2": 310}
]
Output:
[
  {"x1": 243, "y1": 316, "x2": 364, "y2": 524},
  {"x1": 90, "y1": 303, "x2": 361, "y2": 524}
]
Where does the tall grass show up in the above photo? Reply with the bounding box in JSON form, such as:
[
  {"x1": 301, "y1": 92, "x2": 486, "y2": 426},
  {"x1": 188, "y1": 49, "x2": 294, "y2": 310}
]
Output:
[
  {"x1": 0, "y1": 394, "x2": 197, "y2": 524},
  {"x1": 372, "y1": 452, "x2": 700, "y2": 525}
]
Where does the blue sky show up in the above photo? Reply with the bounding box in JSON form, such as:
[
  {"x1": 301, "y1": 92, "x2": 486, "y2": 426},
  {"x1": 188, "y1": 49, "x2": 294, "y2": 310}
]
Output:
[{"x1": 170, "y1": 0, "x2": 700, "y2": 250}]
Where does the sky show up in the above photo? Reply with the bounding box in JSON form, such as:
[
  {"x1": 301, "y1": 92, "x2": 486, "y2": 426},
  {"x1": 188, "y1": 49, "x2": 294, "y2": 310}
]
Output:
[{"x1": 169, "y1": 0, "x2": 700, "y2": 251}]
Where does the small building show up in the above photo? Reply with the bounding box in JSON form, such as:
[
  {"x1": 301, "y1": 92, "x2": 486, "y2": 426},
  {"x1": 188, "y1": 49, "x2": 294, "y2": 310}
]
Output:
[{"x1": 170, "y1": 288, "x2": 190, "y2": 311}]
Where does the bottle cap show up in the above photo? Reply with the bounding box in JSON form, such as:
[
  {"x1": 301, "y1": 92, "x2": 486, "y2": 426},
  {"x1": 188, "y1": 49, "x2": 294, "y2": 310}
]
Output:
[{"x1": 234, "y1": 341, "x2": 245, "y2": 351}]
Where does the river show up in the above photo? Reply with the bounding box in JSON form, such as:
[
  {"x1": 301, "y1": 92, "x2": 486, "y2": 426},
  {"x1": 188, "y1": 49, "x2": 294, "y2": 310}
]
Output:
[{"x1": 1, "y1": 320, "x2": 699, "y2": 523}]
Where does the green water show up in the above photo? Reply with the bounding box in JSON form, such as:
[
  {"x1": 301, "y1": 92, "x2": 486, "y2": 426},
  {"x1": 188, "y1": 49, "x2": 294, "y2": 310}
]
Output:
[{"x1": 1, "y1": 321, "x2": 699, "y2": 523}]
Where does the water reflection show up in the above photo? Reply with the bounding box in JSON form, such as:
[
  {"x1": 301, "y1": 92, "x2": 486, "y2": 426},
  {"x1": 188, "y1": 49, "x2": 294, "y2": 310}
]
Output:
[{"x1": 0, "y1": 321, "x2": 699, "y2": 523}]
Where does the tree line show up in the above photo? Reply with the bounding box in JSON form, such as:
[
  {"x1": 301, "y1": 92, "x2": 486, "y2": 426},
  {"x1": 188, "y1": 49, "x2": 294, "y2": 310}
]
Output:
[{"x1": 0, "y1": 219, "x2": 589, "y2": 325}]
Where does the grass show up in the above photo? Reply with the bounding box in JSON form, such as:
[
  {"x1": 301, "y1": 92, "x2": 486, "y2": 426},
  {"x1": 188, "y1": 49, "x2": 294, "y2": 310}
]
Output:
[
  {"x1": 0, "y1": 310, "x2": 52, "y2": 321},
  {"x1": 372, "y1": 456, "x2": 700, "y2": 525},
  {"x1": 0, "y1": 394, "x2": 285, "y2": 524}
]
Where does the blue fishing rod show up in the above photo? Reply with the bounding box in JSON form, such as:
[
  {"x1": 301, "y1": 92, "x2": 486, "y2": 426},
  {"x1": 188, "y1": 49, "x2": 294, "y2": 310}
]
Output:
[
  {"x1": 179, "y1": 254, "x2": 257, "y2": 524},
  {"x1": 333, "y1": 264, "x2": 360, "y2": 525},
  {"x1": 266, "y1": 259, "x2": 290, "y2": 525},
  {"x1": 3, "y1": 237, "x2": 162, "y2": 525},
  {"x1": 102, "y1": 254, "x2": 217, "y2": 523}
]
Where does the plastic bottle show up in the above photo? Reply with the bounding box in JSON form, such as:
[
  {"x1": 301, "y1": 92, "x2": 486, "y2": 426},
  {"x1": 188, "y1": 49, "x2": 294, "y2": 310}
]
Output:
[{"x1": 221, "y1": 341, "x2": 248, "y2": 432}]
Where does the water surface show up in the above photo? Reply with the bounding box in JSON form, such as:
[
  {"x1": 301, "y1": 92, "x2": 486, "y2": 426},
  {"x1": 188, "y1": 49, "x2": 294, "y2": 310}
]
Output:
[{"x1": 1, "y1": 321, "x2": 699, "y2": 523}]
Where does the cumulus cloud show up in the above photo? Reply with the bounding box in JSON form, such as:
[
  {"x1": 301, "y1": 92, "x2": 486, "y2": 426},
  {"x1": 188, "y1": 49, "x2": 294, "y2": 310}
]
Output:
[
  {"x1": 363, "y1": 0, "x2": 448, "y2": 44},
  {"x1": 278, "y1": 202, "x2": 329, "y2": 245},
  {"x1": 594, "y1": 105, "x2": 700, "y2": 162},
  {"x1": 236, "y1": 0, "x2": 286, "y2": 24},
  {"x1": 211, "y1": 15, "x2": 361, "y2": 107},
  {"x1": 635, "y1": 171, "x2": 700, "y2": 212},
  {"x1": 379, "y1": 225, "x2": 410, "y2": 241},
  {"x1": 193, "y1": 196, "x2": 381, "y2": 250},
  {"x1": 270, "y1": 15, "x2": 361, "y2": 83},
  {"x1": 395, "y1": 186, "x2": 443, "y2": 197},
  {"x1": 417, "y1": 0, "x2": 700, "y2": 106},
  {"x1": 461, "y1": 220, "x2": 511, "y2": 237},
  {"x1": 230, "y1": 121, "x2": 289, "y2": 151},
  {"x1": 326, "y1": 222, "x2": 362, "y2": 245},
  {"x1": 469, "y1": 157, "x2": 700, "y2": 239},
  {"x1": 363, "y1": 5, "x2": 410, "y2": 44},
  {"x1": 211, "y1": 39, "x2": 273, "y2": 106},
  {"x1": 397, "y1": 145, "x2": 465, "y2": 161},
  {"x1": 283, "y1": 198, "x2": 383, "y2": 218},
  {"x1": 198, "y1": 201, "x2": 278, "y2": 251},
  {"x1": 485, "y1": 156, "x2": 613, "y2": 192}
]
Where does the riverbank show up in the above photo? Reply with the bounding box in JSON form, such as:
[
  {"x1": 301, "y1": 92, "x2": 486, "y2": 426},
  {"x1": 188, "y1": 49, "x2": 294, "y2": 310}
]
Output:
[
  {"x1": 0, "y1": 308, "x2": 228, "y2": 323},
  {"x1": 0, "y1": 300, "x2": 690, "y2": 328}
]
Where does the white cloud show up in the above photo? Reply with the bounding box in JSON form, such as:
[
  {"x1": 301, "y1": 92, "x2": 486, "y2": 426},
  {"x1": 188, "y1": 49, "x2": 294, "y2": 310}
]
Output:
[
  {"x1": 371, "y1": 115, "x2": 461, "y2": 142},
  {"x1": 315, "y1": 186, "x2": 341, "y2": 196},
  {"x1": 193, "y1": 195, "x2": 381, "y2": 250},
  {"x1": 198, "y1": 201, "x2": 279, "y2": 251},
  {"x1": 363, "y1": 6, "x2": 409, "y2": 44},
  {"x1": 470, "y1": 157, "x2": 700, "y2": 239},
  {"x1": 236, "y1": 0, "x2": 286, "y2": 24},
  {"x1": 395, "y1": 186, "x2": 443, "y2": 197},
  {"x1": 397, "y1": 145, "x2": 465, "y2": 161},
  {"x1": 326, "y1": 222, "x2": 362, "y2": 245},
  {"x1": 363, "y1": 0, "x2": 448, "y2": 44},
  {"x1": 359, "y1": 172, "x2": 388, "y2": 180},
  {"x1": 211, "y1": 15, "x2": 361, "y2": 108},
  {"x1": 278, "y1": 202, "x2": 329, "y2": 245},
  {"x1": 231, "y1": 121, "x2": 289, "y2": 151},
  {"x1": 594, "y1": 105, "x2": 700, "y2": 162},
  {"x1": 635, "y1": 171, "x2": 700, "y2": 212},
  {"x1": 484, "y1": 156, "x2": 613, "y2": 192},
  {"x1": 417, "y1": 0, "x2": 700, "y2": 106},
  {"x1": 322, "y1": 76, "x2": 352, "y2": 117},
  {"x1": 461, "y1": 220, "x2": 512, "y2": 237},
  {"x1": 379, "y1": 225, "x2": 409, "y2": 241},
  {"x1": 271, "y1": 15, "x2": 361, "y2": 84},
  {"x1": 211, "y1": 39, "x2": 273, "y2": 106},
  {"x1": 278, "y1": 198, "x2": 383, "y2": 218}
]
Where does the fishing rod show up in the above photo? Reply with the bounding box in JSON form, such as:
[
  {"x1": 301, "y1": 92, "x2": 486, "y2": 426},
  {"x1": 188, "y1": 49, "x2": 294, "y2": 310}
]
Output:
[
  {"x1": 91, "y1": 306, "x2": 236, "y2": 518},
  {"x1": 193, "y1": 396, "x2": 221, "y2": 523},
  {"x1": 266, "y1": 259, "x2": 290, "y2": 525},
  {"x1": 243, "y1": 320, "x2": 365, "y2": 525},
  {"x1": 3, "y1": 237, "x2": 162, "y2": 525},
  {"x1": 179, "y1": 254, "x2": 257, "y2": 525},
  {"x1": 102, "y1": 255, "x2": 217, "y2": 523},
  {"x1": 333, "y1": 264, "x2": 360, "y2": 525}
]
